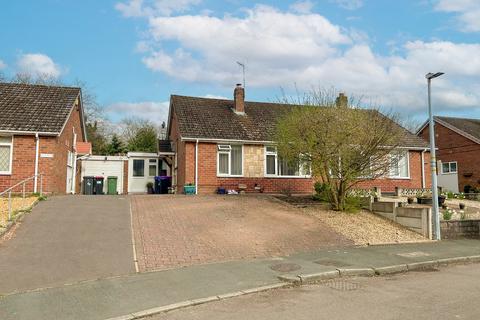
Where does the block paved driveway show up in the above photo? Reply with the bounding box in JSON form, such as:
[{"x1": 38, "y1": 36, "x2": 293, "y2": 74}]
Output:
[
  {"x1": 0, "y1": 196, "x2": 135, "y2": 294},
  {"x1": 131, "y1": 195, "x2": 352, "y2": 272}
]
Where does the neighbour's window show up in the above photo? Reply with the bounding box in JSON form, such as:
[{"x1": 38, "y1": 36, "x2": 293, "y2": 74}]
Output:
[
  {"x1": 265, "y1": 146, "x2": 310, "y2": 177},
  {"x1": 442, "y1": 162, "x2": 457, "y2": 174},
  {"x1": 389, "y1": 151, "x2": 409, "y2": 178},
  {"x1": 148, "y1": 159, "x2": 157, "y2": 177},
  {"x1": 0, "y1": 136, "x2": 13, "y2": 175},
  {"x1": 133, "y1": 159, "x2": 145, "y2": 177},
  {"x1": 217, "y1": 144, "x2": 243, "y2": 176}
]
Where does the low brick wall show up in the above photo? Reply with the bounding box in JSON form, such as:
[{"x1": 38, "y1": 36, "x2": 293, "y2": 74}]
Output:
[{"x1": 441, "y1": 220, "x2": 480, "y2": 239}]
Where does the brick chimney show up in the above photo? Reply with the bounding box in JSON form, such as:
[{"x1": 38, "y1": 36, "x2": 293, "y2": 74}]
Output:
[
  {"x1": 233, "y1": 84, "x2": 245, "y2": 114},
  {"x1": 335, "y1": 93, "x2": 348, "y2": 108}
]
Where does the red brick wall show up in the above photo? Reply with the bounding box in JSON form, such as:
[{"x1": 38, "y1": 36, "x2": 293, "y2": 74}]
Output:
[
  {"x1": 419, "y1": 123, "x2": 480, "y2": 192},
  {"x1": 123, "y1": 160, "x2": 129, "y2": 194},
  {"x1": 179, "y1": 142, "x2": 428, "y2": 194},
  {"x1": 0, "y1": 101, "x2": 85, "y2": 194},
  {"x1": 356, "y1": 150, "x2": 431, "y2": 192}
]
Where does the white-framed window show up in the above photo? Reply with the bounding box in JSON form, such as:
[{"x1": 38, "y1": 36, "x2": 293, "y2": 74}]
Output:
[
  {"x1": 441, "y1": 161, "x2": 457, "y2": 174},
  {"x1": 148, "y1": 159, "x2": 157, "y2": 177},
  {"x1": 0, "y1": 136, "x2": 13, "y2": 175},
  {"x1": 132, "y1": 159, "x2": 145, "y2": 177},
  {"x1": 217, "y1": 144, "x2": 243, "y2": 176},
  {"x1": 264, "y1": 146, "x2": 311, "y2": 178},
  {"x1": 389, "y1": 150, "x2": 409, "y2": 179}
]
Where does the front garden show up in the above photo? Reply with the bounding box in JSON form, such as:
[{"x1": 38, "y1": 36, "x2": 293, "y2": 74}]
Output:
[{"x1": 0, "y1": 195, "x2": 42, "y2": 229}]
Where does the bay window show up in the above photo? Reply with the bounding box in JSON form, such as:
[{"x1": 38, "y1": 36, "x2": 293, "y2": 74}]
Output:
[
  {"x1": 0, "y1": 136, "x2": 13, "y2": 175},
  {"x1": 217, "y1": 144, "x2": 243, "y2": 176},
  {"x1": 389, "y1": 150, "x2": 409, "y2": 178}
]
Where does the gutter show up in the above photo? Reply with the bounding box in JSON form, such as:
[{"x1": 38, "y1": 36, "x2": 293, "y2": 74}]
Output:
[
  {"x1": 195, "y1": 139, "x2": 199, "y2": 195},
  {"x1": 0, "y1": 129, "x2": 58, "y2": 136},
  {"x1": 34, "y1": 133, "x2": 40, "y2": 193}
]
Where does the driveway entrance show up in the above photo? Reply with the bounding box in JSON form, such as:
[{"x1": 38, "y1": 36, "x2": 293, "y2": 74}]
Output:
[
  {"x1": 131, "y1": 195, "x2": 351, "y2": 272},
  {"x1": 0, "y1": 196, "x2": 135, "y2": 294}
]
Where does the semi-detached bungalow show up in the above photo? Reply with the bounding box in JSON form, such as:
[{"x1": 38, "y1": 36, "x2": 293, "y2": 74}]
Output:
[
  {"x1": 165, "y1": 84, "x2": 432, "y2": 194},
  {"x1": 0, "y1": 82, "x2": 88, "y2": 194}
]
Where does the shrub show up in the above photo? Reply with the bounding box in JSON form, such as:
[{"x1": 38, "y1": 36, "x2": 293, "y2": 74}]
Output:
[
  {"x1": 313, "y1": 182, "x2": 330, "y2": 202},
  {"x1": 344, "y1": 196, "x2": 362, "y2": 213},
  {"x1": 443, "y1": 209, "x2": 453, "y2": 221}
]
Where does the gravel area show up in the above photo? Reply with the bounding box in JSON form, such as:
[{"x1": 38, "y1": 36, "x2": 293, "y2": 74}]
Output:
[
  {"x1": 443, "y1": 199, "x2": 480, "y2": 220},
  {"x1": 0, "y1": 197, "x2": 38, "y2": 227},
  {"x1": 301, "y1": 207, "x2": 426, "y2": 245}
]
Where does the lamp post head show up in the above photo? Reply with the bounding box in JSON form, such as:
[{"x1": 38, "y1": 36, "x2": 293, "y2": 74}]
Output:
[{"x1": 426, "y1": 72, "x2": 444, "y2": 80}]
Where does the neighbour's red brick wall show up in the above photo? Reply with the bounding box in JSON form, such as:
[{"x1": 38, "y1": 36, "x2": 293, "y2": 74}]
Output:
[
  {"x1": 0, "y1": 136, "x2": 36, "y2": 192},
  {"x1": 0, "y1": 100, "x2": 85, "y2": 194},
  {"x1": 419, "y1": 123, "x2": 480, "y2": 192}
]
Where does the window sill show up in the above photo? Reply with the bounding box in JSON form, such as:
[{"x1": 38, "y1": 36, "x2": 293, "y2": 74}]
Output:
[
  {"x1": 0, "y1": 173, "x2": 12, "y2": 176},
  {"x1": 264, "y1": 175, "x2": 312, "y2": 179},
  {"x1": 441, "y1": 172, "x2": 457, "y2": 175},
  {"x1": 217, "y1": 176, "x2": 244, "y2": 178},
  {"x1": 387, "y1": 177, "x2": 411, "y2": 180}
]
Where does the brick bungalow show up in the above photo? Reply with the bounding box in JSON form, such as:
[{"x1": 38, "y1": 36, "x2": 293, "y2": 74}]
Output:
[
  {"x1": 0, "y1": 82, "x2": 88, "y2": 194},
  {"x1": 417, "y1": 116, "x2": 480, "y2": 193},
  {"x1": 166, "y1": 84, "x2": 431, "y2": 194}
]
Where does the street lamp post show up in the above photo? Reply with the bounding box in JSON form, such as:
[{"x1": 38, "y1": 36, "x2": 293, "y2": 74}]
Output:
[{"x1": 426, "y1": 72, "x2": 444, "y2": 241}]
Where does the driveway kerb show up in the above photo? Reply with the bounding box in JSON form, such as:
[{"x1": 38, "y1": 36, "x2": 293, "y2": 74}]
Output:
[
  {"x1": 337, "y1": 268, "x2": 376, "y2": 277},
  {"x1": 373, "y1": 264, "x2": 408, "y2": 275},
  {"x1": 407, "y1": 260, "x2": 439, "y2": 271},
  {"x1": 105, "y1": 283, "x2": 291, "y2": 320}
]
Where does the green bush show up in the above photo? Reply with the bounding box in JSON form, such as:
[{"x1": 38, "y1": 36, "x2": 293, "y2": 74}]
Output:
[
  {"x1": 443, "y1": 210, "x2": 453, "y2": 221},
  {"x1": 344, "y1": 196, "x2": 362, "y2": 213},
  {"x1": 313, "y1": 182, "x2": 330, "y2": 202}
]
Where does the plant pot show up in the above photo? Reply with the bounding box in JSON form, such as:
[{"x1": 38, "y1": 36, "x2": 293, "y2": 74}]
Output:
[
  {"x1": 184, "y1": 185, "x2": 196, "y2": 195},
  {"x1": 438, "y1": 196, "x2": 446, "y2": 205},
  {"x1": 407, "y1": 198, "x2": 414, "y2": 204},
  {"x1": 459, "y1": 203, "x2": 466, "y2": 210},
  {"x1": 147, "y1": 186, "x2": 154, "y2": 194}
]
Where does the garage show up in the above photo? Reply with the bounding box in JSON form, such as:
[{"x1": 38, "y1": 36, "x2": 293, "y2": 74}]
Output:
[{"x1": 81, "y1": 156, "x2": 127, "y2": 194}]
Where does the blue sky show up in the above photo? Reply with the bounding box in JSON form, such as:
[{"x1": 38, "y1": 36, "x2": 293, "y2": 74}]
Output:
[{"x1": 1, "y1": 0, "x2": 479, "y2": 125}]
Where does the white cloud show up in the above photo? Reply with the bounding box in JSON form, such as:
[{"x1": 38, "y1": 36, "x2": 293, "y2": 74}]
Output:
[
  {"x1": 331, "y1": 0, "x2": 363, "y2": 10},
  {"x1": 115, "y1": 0, "x2": 201, "y2": 17},
  {"x1": 124, "y1": 3, "x2": 480, "y2": 115},
  {"x1": 0, "y1": 59, "x2": 6, "y2": 70},
  {"x1": 106, "y1": 101, "x2": 170, "y2": 123},
  {"x1": 290, "y1": 0, "x2": 315, "y2": 14},
  {"x1": 435, "y1": 0, "x2": 480, "y2": 32},
  {"x1": 16, "y1": 53, "x2": 61, "y2": 79}
]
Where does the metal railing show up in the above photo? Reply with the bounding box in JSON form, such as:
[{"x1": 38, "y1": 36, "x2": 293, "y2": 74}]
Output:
[{"x1": 0, "y1": 174, "x2": 43, "y2": 221}]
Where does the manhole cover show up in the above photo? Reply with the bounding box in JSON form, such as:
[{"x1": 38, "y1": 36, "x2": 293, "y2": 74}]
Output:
[
  {"x1": 270, "y1": 263, "x2": 302, "y2": 272},
  {"x1": 320, "y1": 279, "x2": 361, "y2": 291},
  {"x1": 396, "y1": 251, "x2": 431, "y2": 258},
  {"x1": 314, "y1": 259, "x2": 352, "y2": 267}
]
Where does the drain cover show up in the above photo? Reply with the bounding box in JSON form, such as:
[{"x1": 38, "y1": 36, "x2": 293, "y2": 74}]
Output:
[
  {"x1": 270, "y1": 263, "x2": 302, "y2": 272},
  {"x1": 320, "y1": 279, "x2": 361, "y2": 291},
  {"x1": 314, "y1": 259, "x2": 352, "y2": 267}
]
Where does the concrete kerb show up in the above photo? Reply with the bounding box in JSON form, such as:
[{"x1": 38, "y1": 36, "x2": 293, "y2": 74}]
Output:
[
  {"x1": 105, "y1": 255, "x2": 480, "y2": 320},
  {"x1": 104, "y1": 282, "x2": 291, "y2": 320}
]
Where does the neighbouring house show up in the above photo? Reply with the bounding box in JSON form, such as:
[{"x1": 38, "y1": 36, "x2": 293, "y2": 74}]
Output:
[
  {"x1": 165, "y1": 84, "x2": 432, "y2": 194},
  {"x1": 0, "y1": 82, "x2": 88, "y2": 194},
  {"x1": 417, "y1": 116, "x2": 480, "y2": 193}
]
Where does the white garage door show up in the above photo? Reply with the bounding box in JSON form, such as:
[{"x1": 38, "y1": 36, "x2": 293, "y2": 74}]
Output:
[{"x1": 81, "y1": 158, "x2": 125, "y2": 194}]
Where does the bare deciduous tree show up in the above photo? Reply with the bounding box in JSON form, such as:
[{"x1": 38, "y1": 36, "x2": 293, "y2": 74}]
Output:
[{"x1": 275, "y1": 88, "x2": 406, "y2": 211}]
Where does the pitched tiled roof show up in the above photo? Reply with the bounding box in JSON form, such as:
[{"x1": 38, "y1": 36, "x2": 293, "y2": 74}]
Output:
[
  {"x1": 0, "y1": 82, "x2": 80, "y2": 134},
  {"x1": 76, "y1": 142, "x2": 92, "y2": 155},
  {"x1": 435, "y1": 116, "x2": 480, "y2": 143},
  {"x1": 170, "y1": 95, "x2": 429, "y2": 148}
]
